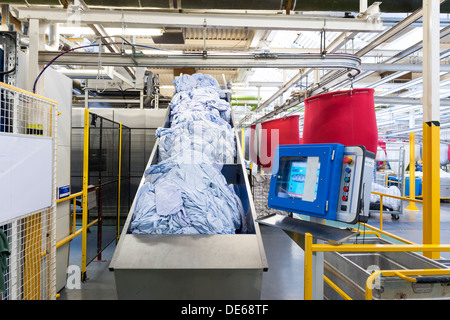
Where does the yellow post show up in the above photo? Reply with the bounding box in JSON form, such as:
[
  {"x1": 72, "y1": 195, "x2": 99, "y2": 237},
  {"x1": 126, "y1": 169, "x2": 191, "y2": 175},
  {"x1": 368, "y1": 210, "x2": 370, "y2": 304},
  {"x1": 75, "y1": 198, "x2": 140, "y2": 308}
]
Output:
[
  {"x1": 81, "y1": 108, "x2": 89, "y2": 281},
  {"x1": 422, "y1": 0, "x2": 441, "y2": 260},
  {"x1": 117, "y1": 123, "x2": 123, "y2": 242},
  {"x1": 422, "y1": 121, "x2": 441, "y2": 259},
  {"x1": 379, "y1": 195, "x2": 383, "y2": 231},
  {"x1": 72, "y1": 197, "x2": 77, "y2": 234},
  {"x1": 304, "y1": 233, "x2": 313, "y2": 300},
  {"x1": 407, "y1": 132, "x2": 419, "y2": 211}
]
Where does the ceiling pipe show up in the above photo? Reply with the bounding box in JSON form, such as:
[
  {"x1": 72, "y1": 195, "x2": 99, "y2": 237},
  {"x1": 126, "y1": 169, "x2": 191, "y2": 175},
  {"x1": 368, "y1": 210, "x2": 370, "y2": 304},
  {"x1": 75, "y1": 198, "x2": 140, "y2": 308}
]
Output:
[{"x1": 247, "y1": 0, "x2": 448, "y2": 125}]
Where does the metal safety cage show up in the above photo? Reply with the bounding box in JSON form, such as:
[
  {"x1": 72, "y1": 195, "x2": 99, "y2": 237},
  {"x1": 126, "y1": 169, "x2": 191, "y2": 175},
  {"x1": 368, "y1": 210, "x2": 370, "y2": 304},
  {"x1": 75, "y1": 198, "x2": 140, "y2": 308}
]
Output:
[
  {"x1": 71, "y1": 112, "x2": 131, "y2": 267},
  {"x1": 0, "y1": 82, "x2": 58, "y2": 300}
]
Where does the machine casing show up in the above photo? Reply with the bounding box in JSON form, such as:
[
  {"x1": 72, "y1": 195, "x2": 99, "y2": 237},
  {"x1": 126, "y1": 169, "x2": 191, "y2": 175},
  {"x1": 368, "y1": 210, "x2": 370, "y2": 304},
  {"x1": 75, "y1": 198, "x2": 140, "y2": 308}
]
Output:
[{"x1": 268, "y1": 143, "x2": 374, "y2": 224}]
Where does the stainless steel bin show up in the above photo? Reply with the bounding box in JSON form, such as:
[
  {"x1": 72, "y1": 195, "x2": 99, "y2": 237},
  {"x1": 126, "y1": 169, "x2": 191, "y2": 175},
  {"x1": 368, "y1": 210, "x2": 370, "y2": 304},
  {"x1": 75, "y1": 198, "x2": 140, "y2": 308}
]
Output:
[{"x1": 109, "y1": 110, "x2": 268, "y2": 299}]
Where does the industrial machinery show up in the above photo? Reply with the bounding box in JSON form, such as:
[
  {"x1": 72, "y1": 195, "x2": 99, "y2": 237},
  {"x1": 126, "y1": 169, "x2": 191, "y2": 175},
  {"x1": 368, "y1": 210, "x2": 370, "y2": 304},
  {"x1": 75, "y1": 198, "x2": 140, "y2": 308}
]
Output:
[
  {"x1": 109, "y1": 97, "x2": 268, "y2": 300},
  {"x1": 0, "y1": 31, "x2": 18, "y2": 87},
  {"x1": 266, "y1": 143, "x2": 375, "y2": 224}
]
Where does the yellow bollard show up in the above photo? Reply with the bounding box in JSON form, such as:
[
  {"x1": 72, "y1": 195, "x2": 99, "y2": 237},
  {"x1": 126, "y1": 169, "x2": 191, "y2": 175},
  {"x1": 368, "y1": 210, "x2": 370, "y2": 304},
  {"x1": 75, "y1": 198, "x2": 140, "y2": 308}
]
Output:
[
  {"x1": 406, "y1": 132, "x2": 419, "y2": 211},
  {"x1": 304, "y1": 233, "x2": 313, "y2": 300}
]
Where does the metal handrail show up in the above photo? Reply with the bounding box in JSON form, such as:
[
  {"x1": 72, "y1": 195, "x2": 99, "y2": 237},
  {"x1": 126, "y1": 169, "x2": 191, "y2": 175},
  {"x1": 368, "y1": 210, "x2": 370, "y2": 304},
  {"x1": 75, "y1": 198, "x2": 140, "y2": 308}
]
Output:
[
  {"x1": 305, "y1": 233, "x2": 450, "y2": 300},
  {"x1": 365, "y1": 269, "x2": 450, "y2": 300},
  {"x1": 370, "y1": 190, "x2": 422, "y2": 231},
  {"x1": 371, "y1": 191, "x2": 423, "y2": 204}
]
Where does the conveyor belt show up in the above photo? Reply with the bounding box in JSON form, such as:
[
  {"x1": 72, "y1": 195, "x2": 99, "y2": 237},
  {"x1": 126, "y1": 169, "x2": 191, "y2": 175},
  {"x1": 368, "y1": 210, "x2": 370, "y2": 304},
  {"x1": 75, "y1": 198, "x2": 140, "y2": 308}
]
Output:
[{"x1": 109, "y1": 106, "x2": 268, "y2": 299}]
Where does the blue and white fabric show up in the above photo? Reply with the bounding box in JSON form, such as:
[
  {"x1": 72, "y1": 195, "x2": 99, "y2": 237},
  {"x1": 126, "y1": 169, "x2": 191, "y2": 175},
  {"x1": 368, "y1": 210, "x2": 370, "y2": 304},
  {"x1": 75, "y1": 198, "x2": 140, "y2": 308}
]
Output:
[
  {"x1": 130, "y1": 73, "x2": 245, "y2": 235},
  {"x1": 130, "y1": 158, "x2": 245, "y2": 235}
]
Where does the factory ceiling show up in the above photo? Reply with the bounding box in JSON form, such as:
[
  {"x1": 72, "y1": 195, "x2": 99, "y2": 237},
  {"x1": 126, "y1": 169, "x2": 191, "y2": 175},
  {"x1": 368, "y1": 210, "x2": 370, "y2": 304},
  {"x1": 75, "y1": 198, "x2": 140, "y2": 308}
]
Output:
[{"x1": 2, "y1": 0, "x2": 450, "y2": 140}]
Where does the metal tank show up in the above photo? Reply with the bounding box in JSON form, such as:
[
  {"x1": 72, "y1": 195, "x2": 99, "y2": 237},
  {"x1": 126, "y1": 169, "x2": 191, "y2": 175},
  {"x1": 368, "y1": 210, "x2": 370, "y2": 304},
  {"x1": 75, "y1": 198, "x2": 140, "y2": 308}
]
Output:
[{"x1": 324, "y1": 237, "x2": 450, "y2": 300}]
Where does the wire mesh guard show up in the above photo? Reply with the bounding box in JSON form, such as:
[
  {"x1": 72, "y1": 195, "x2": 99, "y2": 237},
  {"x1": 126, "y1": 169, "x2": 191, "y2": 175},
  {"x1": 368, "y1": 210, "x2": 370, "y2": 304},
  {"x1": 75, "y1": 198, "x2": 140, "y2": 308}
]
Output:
[
  {"x1": 71, "y1": 113, "x2": 131, "y2": 266},
  {"x1": 252, "y1": 173, "x2": 285, "y2": 218},
  {"x1": 0, "y1": 83, "x2": 57, "y2": 300}
]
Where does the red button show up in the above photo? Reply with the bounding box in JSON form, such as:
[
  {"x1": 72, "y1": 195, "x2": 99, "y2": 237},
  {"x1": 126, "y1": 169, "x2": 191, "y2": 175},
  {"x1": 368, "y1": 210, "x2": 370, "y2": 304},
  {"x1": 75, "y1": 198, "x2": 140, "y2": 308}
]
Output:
[
  {"x1": 343, "y1": 186, "x2": 349, "y2": 192},
  {"x1": 342, "y1": 196, "x2": 348, "y2": 201},
  {"x1": 343, "y1": 156, "x2": 352, "y2": 164}
]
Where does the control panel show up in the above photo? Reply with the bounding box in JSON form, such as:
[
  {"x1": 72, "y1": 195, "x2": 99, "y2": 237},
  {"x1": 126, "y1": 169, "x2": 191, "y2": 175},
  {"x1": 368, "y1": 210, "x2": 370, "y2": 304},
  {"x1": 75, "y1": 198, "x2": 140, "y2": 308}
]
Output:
[
  {"x1": 268, "y1": 143, "x2": 375, "y2": 224},
  {"x1": 335, "y1": 146, "x2": 374, "y2": 223}
]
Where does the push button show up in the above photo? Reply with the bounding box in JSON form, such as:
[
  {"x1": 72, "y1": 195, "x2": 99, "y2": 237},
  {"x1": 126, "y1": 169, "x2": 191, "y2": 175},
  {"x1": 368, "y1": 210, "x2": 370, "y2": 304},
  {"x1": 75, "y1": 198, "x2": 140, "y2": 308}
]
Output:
[
  {"x1": 344, "y1": 177, "x2": 350, "y2": 183},
  {"x1": 343, "y1": 186, "x2": 349, "y2": 192},
  {"x1": 342, "y1": 195, "x2": 348, "y2": 201},
  {"x1": 345, "y1": 167, "x2": 351, "y2": 173},
  {"x1": 343, "y1": 156, "x2": 353, "y2": 164}
]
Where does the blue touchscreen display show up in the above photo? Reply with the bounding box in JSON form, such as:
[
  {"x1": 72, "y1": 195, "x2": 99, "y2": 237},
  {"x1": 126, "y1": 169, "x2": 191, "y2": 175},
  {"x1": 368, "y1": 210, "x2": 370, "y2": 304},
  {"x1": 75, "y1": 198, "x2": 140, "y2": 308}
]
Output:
[{"x1": 287, "y1": 161, "x2": 319, "y2": 199}]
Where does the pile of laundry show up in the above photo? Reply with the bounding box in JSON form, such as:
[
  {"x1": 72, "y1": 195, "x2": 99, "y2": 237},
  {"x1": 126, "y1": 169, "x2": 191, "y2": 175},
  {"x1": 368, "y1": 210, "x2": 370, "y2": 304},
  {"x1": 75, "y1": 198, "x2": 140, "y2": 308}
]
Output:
[
  {"x1": 130, "y1": 73, "x2": 246, "y2": 235},
  {"x1": 370, "y1": 182, "x2": 402, "y2": 211}
]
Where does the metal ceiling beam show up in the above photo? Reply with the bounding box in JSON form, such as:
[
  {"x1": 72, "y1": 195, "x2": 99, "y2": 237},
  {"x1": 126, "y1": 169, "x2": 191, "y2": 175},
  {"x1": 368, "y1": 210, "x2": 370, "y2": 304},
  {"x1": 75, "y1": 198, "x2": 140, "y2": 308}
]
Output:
[
  {"x1": 246, "y1": 0, "x2": 449, "y2": 126},
  {"x1": 16, "y1": 7, "x2": 384, "y2": 32},
  {"x1": 361, "y1": 63, "x2": 450, "y2": 73},
  {"x1": 237, "y1": 31, "x2": 358, "y2": 125},
  {"x1": 331, "y1": 19, "x2": 450, "y2": 90},
  {"x1": 38, "y1": 51, "x2": 361, "y2": 69},
  {"x1": 244, "y1": 2, "x2": 434, "y2": 125},
  {"x1": 374, "y1": 96, "x2": 450, "y2": 106}
]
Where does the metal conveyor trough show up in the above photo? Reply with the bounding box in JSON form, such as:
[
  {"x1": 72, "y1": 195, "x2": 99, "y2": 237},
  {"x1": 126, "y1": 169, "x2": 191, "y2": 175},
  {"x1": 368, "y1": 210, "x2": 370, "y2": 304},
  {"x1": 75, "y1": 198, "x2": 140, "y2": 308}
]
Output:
[
  {"x1": 109, "y1": 108, "x2": 268, "y2": 300},
  {"x1": 324, "y1": 237, "x2": 450, "y2": 300}
]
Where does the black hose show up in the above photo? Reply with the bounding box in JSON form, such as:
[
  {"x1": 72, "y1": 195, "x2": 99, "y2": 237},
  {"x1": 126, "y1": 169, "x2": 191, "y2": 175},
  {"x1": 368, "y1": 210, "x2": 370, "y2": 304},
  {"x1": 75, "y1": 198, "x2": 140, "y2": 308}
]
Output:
[{"x1": 416, "y1": 276, "x2": 450, "y2": 284}]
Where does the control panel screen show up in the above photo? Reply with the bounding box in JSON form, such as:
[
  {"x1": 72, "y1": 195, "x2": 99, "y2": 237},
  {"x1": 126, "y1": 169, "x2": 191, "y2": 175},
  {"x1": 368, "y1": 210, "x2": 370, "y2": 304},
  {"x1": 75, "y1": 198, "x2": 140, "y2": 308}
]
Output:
[{"x1": 276, "y1": 157, "x2": 320, "y2": 202}]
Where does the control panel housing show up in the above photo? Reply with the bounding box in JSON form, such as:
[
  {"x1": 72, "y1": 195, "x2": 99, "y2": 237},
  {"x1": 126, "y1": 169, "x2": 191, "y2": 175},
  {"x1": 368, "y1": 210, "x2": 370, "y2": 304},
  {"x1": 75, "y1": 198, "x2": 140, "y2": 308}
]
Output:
[{"x1": 267, "y1": 143, "x2": 375, "y2": 224}]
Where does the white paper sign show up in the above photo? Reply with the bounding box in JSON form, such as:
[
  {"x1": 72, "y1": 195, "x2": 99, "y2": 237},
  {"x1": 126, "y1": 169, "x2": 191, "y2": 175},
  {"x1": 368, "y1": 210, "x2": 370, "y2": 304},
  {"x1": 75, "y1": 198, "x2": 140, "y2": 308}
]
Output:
[{"x1": 0, "y1": 133, "x2": 53, "y2": 224}]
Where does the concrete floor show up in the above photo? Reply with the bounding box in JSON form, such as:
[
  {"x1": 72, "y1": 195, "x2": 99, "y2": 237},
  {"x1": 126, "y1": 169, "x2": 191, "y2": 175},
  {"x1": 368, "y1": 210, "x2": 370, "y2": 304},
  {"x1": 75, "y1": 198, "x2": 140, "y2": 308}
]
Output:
[{"x1": 58, "y1": 201, "x2": 450, "y2": 300}]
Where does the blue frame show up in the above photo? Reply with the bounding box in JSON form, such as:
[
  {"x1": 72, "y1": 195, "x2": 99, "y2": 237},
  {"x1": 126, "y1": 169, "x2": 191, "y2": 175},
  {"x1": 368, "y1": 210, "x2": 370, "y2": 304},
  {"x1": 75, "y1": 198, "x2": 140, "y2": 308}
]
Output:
[{"x1": 268, "y1": 143, "x2": 345, "y2": 220}]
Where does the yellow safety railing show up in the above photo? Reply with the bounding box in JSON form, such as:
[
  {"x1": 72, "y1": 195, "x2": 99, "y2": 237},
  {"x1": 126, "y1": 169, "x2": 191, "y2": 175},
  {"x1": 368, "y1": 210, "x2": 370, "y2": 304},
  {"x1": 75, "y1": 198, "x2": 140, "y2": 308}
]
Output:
[
  {"x1": 365, "y1": 268, "x2": 450, "y2": 300},
  {"x1": 323, "y1": 275, "x2": 353, "y2": 300},
  {"x1": 56, "y1": 191, "x2": 83, "y2": 238},
  {"x1": 55, "y1": 191, "x2": 100, "y2": 250},
  {"x1": 313, "y1": 188, "x2": 446, "y2": 300},
  {"x1": 304, "y1": 232, "x2": 450, "y2": 300},
  {"x1": 371, "y1": 191, "x2": 423, "y2": 230},
  {"x1": 55, "y1": 110, "x2": 124, "y2": 283}
]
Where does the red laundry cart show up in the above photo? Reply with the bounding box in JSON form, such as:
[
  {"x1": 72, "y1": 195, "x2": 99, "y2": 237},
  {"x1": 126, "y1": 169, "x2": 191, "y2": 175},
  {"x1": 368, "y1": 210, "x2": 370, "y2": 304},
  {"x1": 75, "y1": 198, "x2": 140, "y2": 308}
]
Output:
[
  {"x1": 303, "y1": 88, "x2": 378, "y2": 156},
  {"x1": 250, "y1": 115, "x2": 302, "y2": 168}
]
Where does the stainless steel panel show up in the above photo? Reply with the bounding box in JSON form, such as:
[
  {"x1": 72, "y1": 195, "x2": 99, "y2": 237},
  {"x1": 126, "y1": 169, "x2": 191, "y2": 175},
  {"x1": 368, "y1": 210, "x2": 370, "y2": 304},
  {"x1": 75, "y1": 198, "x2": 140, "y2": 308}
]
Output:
[
  {"x1": 111, "y1": 234, "x2": 264, "y2": 270},
  {"x1": 89, "y1": 108, "x2": 114, "y2": 121},
  {"x1": 71, "y1": 108, "x2": 84, "y2": 128},
  {"x1": 145, "y1": 109, "x2": 169, "y2": 128},
  {"x1": 113, "y1": 109, "x2": 146, "y2": 128},
  {"x1": 257, "y1": 214, "x2": 359, "y2": 245},
  {"x1": 114, "y1": 268, "x2": 263, "y2": 300},
  {"x1": 324, "y1": 237, "x2": 450, "y2": 300}
]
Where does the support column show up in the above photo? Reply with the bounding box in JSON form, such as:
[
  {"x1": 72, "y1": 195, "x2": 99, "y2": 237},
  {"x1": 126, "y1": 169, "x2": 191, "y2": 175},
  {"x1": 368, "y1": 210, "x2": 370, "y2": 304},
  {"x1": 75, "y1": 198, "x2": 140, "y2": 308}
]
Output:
[
  {"x1": 81, "y1": 108, "x2": 89, "y2": 281},
  {"x1": 422, "y1": 0, "x2": 440, "y2": 259},
  {"x1": 27, "y1": 19, "x2": 40, "y2": 93},
  {"x1": 27, "y1": 19, "x2": 47, "y2": 93},
  {"x1": 310, "y1": 217, "x2": 324, "y2": 300}
]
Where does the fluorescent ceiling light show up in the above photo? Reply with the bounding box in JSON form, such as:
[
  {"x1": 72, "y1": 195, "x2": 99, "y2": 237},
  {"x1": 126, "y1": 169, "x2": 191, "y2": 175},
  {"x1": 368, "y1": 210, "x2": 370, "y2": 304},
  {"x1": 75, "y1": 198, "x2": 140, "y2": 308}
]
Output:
[
  {"x1": 58, "y1": 26, "x2": 163, "y2": 36},
  {"x1": 123, "y1": 49, "x2": 183, "y2": 55}
]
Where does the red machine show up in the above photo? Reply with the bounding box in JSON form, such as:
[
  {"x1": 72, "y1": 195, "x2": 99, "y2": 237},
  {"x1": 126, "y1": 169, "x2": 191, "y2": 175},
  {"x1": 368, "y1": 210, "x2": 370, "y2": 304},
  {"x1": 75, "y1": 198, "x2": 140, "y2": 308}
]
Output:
[
  {"x1": 250, "y1": 115, "x2": 301, "y2": 168},
  {"x1": 303, "y1": 88, "x2": 378, "y2": 156}
]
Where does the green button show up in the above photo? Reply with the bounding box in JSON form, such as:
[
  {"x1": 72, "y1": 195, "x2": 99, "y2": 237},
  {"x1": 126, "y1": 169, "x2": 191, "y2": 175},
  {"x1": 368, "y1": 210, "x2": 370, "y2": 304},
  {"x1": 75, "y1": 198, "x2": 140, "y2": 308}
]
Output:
[{"x1": 344, "y1": 177, "x2": 350, "y2": 183}]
